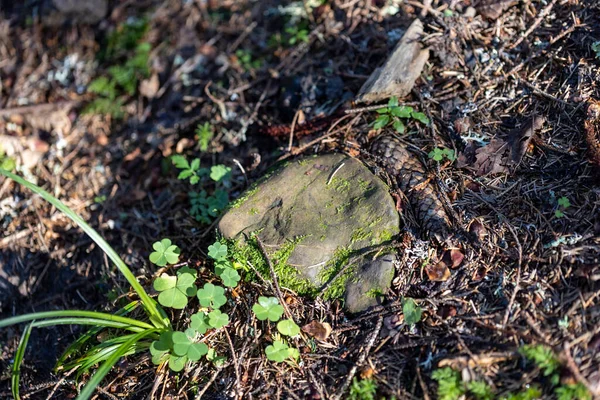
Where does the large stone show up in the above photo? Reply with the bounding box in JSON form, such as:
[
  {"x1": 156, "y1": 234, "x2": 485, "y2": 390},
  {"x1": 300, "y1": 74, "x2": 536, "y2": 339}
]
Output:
[{"x1": 218, "y1": 153, "x2": 400, "y2": 312}]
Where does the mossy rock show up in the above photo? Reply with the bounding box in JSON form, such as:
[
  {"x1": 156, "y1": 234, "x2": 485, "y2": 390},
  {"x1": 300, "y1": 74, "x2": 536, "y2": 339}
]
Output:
[{"x1": 219, "y1": 153, "x2": 400, "y2": 312}]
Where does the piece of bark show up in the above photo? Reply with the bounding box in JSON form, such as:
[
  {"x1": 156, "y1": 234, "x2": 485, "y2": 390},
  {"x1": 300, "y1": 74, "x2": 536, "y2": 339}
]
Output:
[
  {"x1": 356, "y1": 19, "x2": 429, "y2": 104},
  {"x1": 476, "y1": 0, "x2": 517, "y2": 19},
  {"x1": 585, "y1": 99, "x2": 600, "y2": 166}
]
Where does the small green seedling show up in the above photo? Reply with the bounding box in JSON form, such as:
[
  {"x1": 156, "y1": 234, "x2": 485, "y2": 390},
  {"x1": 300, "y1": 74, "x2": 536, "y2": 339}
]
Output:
[
  {"x1": 466, "y1": 381, "x2": 494, "y2": 400},
  {"x1": 402, "y1": 297, "x2": 422, "y2": 325},
  {"x1": 85, "y1": 36, "x2": 151, "y2": 118},
  {"x1": 520, "y1": 344, "x2": 561, "y2": 385},
  {"x1": 285, "y1": 26, "x2": 309, "y2": 45},
  {"x1": 149, "y1": 238, "x2": 181, "y2": 267},
  {"x1": 428, "y1": 147, "x2": 457, "y2": 162},
  {"x1": 252, "y1": 297, "x2": 285, "y2": 321},
  {"x1": 373, "y1": 96, "x2": 430, "y2": 133},
  {"x1": 555, "y1": 383, "x2": 592, "y2": 400},
  {"x1": 195, "y1": 122, "x2": 214, "y2": 152},
  {"x1": 0, "y1": 148, "x2": 16, "y2": 171},
  {"x1": 277, "y1": 319, "x2": 300, "y2": 337},
  {"x1": 171, "y1": 157, "x2": 231, "y2": 224},
  {"x1": 592, "y1": 41, "x2": 600, "y2": 60},
  {"x1": 349, "y1": 377, "x2": 378, "y2": 400},
  {"x1": 172, "y1": 155, "x2": 203, "y2": 184},
  {"x1": 94, "y1": 195, "x2": 107, "y2": 204},
  {"x1": 235, "y1": 49, "x2": 263, "y2": 71},
  {"x1": 432, "y1": 367, "x2": 465, "y2": 400},
  {"x1": 190, "y1": 190, "x2": 229, "y2": 224},
  {"x1": 210, "y1": 165, "x2": 232, "y2": 185},
  {"x1": 197, "y1": 283, "x2": 227, "y2": 309},
  {"x1": 153, "y1": 267, "x2": 197, "y2": 309},
  {"x1": 555, "y1": 196, "x2": 571, "y2": 218}
]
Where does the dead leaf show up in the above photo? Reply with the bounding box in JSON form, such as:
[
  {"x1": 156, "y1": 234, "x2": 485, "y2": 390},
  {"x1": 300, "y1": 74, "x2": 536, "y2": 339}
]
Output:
[
  {"x1": 140, "y1": 73, "x2": 160, "y2": 99},
  {"x1": 301, "y1": 320, "x2": 332, "y2": 341},
  {"x1": 508, "y1": 116, "x2": 545, "y2": 167},
  {"x1": 468, "y1": 219, "x2": 487, "y2": 241},
  {"x1": 443, "y1": 249, "x2": 465, "y2": 269},
  {"x1": 438, "y1": 305, "x2": 457, "y2": 320},
  {"x1": 123, "y1": 148, "x2": 141, "y2": 162},
  {"x1": 360, "y1": 367, "x2": 375, "y2": 379},
  {"x1": 585, "y1": 99, "x2": 600, "y2": 165},
  {"x1": 438, "y1": 352, "x2": 516, "y2": 369},
  {"x1": 425, "y1": 261, "x2": 451, "y2": 282},
  {"x1": 476, "y1": 0, "x2": 517, "y2": 19},
  {"x1": 472, "y1": 138, "x2": 510, "y2": 176}
]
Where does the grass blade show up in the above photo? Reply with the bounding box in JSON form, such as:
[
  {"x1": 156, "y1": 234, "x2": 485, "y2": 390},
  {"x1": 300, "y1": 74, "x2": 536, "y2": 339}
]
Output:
[
  {"x1": 77, "y1": 329, "x2": 158, "y2": 400},
  {"x1": 30, "y1": 317, "x2": 152, "y2": 332},
  {"x1": 0, "y1": 169, "x2": 169, "y2": 329},
  {"x1": 56, "y1": 301, "x2": 141, "y2": 370},
  {"x1": 11, "y1": 322, "x2": 33, "y2": 400},
  {"x1": 0, "y1": 310, "x2": 154, "y2": 331}
]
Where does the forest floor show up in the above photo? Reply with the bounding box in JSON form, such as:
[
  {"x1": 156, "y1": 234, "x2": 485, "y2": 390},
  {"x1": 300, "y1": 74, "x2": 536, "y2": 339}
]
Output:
[{"x1": 1, "y1": 0, "x2": 600, "y2": 399}]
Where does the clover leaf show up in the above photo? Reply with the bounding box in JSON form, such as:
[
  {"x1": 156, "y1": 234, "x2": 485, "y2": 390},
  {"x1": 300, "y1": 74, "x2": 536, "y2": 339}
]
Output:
[
  {"x1": 187, "y1": 342, "x2": 209, "y2": 361},
  {"x1": 265, "y1": 340, "x2": 291, "y2": 363},
  {"x1": 190, "y1": 312, "x2": 210, "y2": 334},
  {"x1": 172, "y1": 330, "x2": 208, "y2": 361},
  {"x1": 402, "y1": 297, "x2": 422, "y2": 325},
  {"x1": 149, "y1": 331, "x2": 173, "y2": 365},
  {"x1": 149, "y1": 238, "x2": 181, "y2": 266},
  {"x1": 168, "y1": 354, "x2": 188, "y2": 372},
  {"x1": 197, "y1": 283, "x2": 227, "y2": 309},
  {"x1": 557, "y1": 196, "x2": 571, "y2": 208},
  {"x1": 207, "y1": 348, "x2": 227, "y2": 367},
  {"x1": 214, "y1": 259, "x2": 231, "y2": 276},
  {"x1": 154, "y1": 269, "x2": 197, "y2": 309},
  {"x1": 208, "y1": 242, "x2": 228, "y2": 261},
  {"x1": 428, "y1": 148, "x2": 445, "y2": 162},
  {"x1": 220, "y1": 267, "x2": 241, "y2": 288},
  {"x1": 277, "y1": 319, "x2": 300, "y2": 337},
  {"x1": 287, "y1": 347, "x2": 300, "y2": 361},
  {"x1": 252, "y1": 297, "x2": 285, "y2": 321},
  {"x1": 208, "y1": 309, "x2": 229, "y2": 329},
  {"x1": 172, "y1": 330, "x2": 194, "y2": 356}
]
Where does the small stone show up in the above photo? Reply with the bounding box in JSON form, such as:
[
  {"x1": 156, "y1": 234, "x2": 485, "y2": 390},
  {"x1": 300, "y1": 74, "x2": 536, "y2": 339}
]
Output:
[
  {"x1": 464, "y1": 7, "x2": 476, "y2": 18},
  {"x1": 219, "y1": 153, "x2": 400, "y2": 312}
]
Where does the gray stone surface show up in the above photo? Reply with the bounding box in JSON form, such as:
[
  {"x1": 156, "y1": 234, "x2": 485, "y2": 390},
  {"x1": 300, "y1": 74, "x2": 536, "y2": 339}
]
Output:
[
  {"x1": 219, "y1": 153, "x2": 399, "y2": 312},
  {"x1": 44, "y1": 0, "x2": 108, "y2": 25}
]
